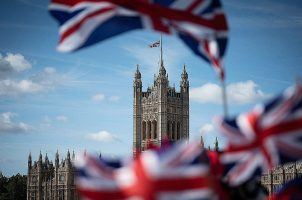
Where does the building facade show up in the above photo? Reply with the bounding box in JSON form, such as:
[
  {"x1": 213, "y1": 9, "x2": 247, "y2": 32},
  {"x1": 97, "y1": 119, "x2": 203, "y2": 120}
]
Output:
[
  {"x1": 133, "y1": 60, "x2": 189, "y2": 156},
  {"x1": 27, "y1": 151, "x2": 79, "y2": 200},
  {"x1": 261, "y1": 161, "x2": 302, "y2": 195}
]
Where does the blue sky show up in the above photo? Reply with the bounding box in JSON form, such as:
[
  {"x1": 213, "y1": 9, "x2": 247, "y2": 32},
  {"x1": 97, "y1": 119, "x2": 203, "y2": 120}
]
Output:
[{"x1": 0, "y1": 0, "x2": 302, "y2": 176}]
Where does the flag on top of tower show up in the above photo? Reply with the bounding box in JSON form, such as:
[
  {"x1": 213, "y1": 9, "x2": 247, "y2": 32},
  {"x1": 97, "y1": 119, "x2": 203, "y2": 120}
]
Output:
[
  {"x1": 49, "y1": 0, "x2": 228, "y2": 80},
  {"x1": 216, "y1": 81, "x2": 302, "y2": 186},
  {"x1": 149, "y1": 40, "x2": 160, "y2": 48}
]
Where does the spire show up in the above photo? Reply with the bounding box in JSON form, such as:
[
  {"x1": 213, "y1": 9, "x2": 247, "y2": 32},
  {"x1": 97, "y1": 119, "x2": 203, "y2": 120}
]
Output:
[
  {"x1": 39, "y1": 151, "x2": 42, "y2": 161},
  {"x1": 55, "y1": 150, "x2": 59, "y2": 167},
  {"x1": 200, "y1": 136, "x2": 204, "y2": 149},
  {"x1": 135, "y1": 64, "x2": 141, "y2": 79},
  {"x1": 28, "y1": 152, "x2": 32, "y2": 168},
  {"x1": 67, "y1": 149, "x2": 70, "y2": 160},
  {"x1": 72, "y1": 150, "x2": 75, "y2": 161},
  {"x1": 45, "y1": 153, "x2": 49, "y2": 163},
  {"x1": 181, "y1": 64, "x2": 189, "y2": 92},
  {"x1": 214, "y1": 137, "x2": 219, "y2": 152},
  {"x1": 181, "y1": 64, "x2": 188, "y2": 80}
]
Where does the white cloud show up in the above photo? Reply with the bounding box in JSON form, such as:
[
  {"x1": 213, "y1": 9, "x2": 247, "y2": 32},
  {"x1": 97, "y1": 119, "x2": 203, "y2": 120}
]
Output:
[
  {"x1": 86, "y1": 130, "x2": 120, "y2": 143},
  {"x1": 0, "y1": 67, "x2": 69, "y2": 97},
  {"x1": 0, "y1": 112, "x2": 32, "y2": 134},
  {"x1": 91, "y1": 93, "x2": 105, "y2": 102},
  {"x1": 109, "y1": 96, "x2": 120, "y2": 102},
  {"x1": 30, "y1": 67, "x2": 68, "y2": 88},
  {"x1": 190, "y1": 80, "x2": 270, "y2": 105},
  {"x1": 56, "y1": 115, "x2": 68, "y2": 122},
  {"x1": 199, "y1": 123, "x2": 214, "y2": 135},
  {"x1": 0, "y1": 53, "x2": 32, "y2": 78},
  {"x1": 0, "y1": 79, "x2": 43, "y2": 96}
]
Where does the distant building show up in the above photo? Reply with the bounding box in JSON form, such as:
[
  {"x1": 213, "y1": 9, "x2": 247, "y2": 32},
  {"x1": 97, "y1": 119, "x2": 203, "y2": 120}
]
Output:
[
  {"x1": 133, "y1": 58, "x2": 189, "y2": 156},
  {"x1": 261, "y1": 161, "x2": 302, "y2": 195},
  {"x1": 27, "y1": 151, "x2": 78, "y2": 200}
]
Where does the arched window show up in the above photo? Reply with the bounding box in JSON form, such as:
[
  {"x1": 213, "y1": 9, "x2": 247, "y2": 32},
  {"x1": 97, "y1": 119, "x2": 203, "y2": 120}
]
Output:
[
  {"x1": 153, "y1": 121, "x2": 157, "y2": 139},
  {"x1": 142, "y1": 121, "x2": 146, "y2": 140},
  {"x1": 148, "y1": 121, "x2": 152, "y2": 139},
  {"x1": 167, "y1": 121, "x2": 171, "y2": 139},
  {"x1": 172, "y1": 122, "x2": 175, "y2": 140},
  {"x1": 177, "y1": 122, "x2": 180, "y2": 140}
]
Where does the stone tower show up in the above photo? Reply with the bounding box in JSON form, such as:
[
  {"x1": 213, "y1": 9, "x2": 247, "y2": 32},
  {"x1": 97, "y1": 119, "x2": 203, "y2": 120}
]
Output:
[{"x1": 133, "y1": 46, "x2": 189, "y2": 156}]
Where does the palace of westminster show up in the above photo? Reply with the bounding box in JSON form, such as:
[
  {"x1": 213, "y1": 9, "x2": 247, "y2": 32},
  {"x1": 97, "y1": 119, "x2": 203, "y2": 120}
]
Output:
[{"x1": 27, "y1": 59, "x2": 302, "y2": 199}]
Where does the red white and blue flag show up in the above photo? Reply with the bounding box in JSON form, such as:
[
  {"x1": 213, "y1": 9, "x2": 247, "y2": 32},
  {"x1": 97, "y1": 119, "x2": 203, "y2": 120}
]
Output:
[
  {"x1": 216, "y1": 83, "x2": 302, "y2": 186},
  {"x1": 49, "y1": 0, "x2": 228, "y2": 80},
  {"x1": 74, "y1": 142, "x2": 219, "y2": 200},
  {"x1": 270, "y1": 177, "x2": 302, "y2": 200}
]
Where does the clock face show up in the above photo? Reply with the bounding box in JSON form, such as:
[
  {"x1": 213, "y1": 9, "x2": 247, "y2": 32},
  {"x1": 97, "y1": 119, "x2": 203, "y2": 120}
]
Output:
[{"x1": 59, "y1": 174, "x2": 65, "y2": 182}]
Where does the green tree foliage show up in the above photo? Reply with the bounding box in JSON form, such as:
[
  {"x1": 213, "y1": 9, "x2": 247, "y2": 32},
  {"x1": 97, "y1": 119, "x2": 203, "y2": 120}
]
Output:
[{"x1": 0, "y1": 172, "x2": 27, "y2": 200}]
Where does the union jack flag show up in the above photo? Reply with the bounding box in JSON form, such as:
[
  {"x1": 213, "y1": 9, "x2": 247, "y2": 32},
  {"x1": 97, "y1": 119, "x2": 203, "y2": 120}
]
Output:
[
  {"x1": 270, "y1": 177, "x2": 302, "y2": 200},
  {"x1": 216, "y1": 82, "x2": 302, "y2": 186},
  {"x1": 49, "y1": 0, "x2": 228, "y2": 80},
  {"x1": 74, "y1": 142, "x2": 219, "y2": 200}
]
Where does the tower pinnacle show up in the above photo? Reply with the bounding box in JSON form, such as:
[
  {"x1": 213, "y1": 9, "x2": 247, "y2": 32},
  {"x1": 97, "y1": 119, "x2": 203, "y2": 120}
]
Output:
[
  {"x1": 135, "y1": 64, "x2": 141, "y2": 79},
  {"x1": 55, "y1": 150, "x2": 59, "y2": 167}
]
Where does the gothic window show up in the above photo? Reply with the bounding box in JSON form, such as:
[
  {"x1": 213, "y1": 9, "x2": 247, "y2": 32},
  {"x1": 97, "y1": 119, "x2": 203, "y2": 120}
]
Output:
[
  {"x1": 167, "y1": 121, "x2": 170, "y2": 139},
  {"x1": 153, "y1": 121, "x2": 157, "y2": 139},
  {"x1": 177, "y1": 122, "x2": 180, "y2": 140},
  {"x1": 58, "y1": 189, "x2": 65, "y2": 200},
  {"x1": 147, "y1": 121, "x2": 152, "y2": 139},
  {"x1": 30, "y1": 192, "x2": 36, "y2": 200},
  {"x1": 172, "y1": 122, "x2": 175, "y2": 140},
  {"x1": 31, "y1": 176, "x2": 37, "y2": 184},
  {"x1": 142, "y1": 121, "x2": 146, "y2": 140}
]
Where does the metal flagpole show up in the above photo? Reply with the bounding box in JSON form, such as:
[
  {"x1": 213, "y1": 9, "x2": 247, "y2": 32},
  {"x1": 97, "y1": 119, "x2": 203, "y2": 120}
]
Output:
[
  {"x1": 221, "y1": 78, "x2": 228, "y2": 118},
  {"x1": 160, "y1": 34, "x2": 163, "y2": 65}
]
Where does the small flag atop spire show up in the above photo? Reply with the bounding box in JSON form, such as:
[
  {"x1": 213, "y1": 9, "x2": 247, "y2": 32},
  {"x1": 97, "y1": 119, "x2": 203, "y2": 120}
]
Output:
[{"x1": 149, "y1": 40, "x2": 160, "y2": 48}]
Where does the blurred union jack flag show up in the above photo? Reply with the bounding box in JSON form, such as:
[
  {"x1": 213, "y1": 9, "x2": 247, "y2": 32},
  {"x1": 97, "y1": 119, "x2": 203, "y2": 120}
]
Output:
[
  {"x1": 74, "y1": 142, "x2": 219, "y2": 200},
  {"x1": 216, "y1": 82, "x2": 302, "y2": 186},
  {"x1": 49, "y1": 0, "x2": 228, "y2": 80}
]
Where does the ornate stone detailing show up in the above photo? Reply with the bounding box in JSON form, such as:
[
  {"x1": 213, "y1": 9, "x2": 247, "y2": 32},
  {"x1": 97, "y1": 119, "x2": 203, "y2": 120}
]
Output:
[{"x1": 133, "y1": 63, "x2": 189, "y2": 155}]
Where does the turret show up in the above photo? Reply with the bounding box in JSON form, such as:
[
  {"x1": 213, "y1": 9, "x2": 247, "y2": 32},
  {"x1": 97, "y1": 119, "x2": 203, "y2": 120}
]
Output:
[
  {"x1": 55, "y1": 150, "x2": 59, "y2": 168},
  {"x1": 67, "y1": 149, "x2": 70, "y2": 160},
  {"x1": 72, "y1": 150, "x2": 75, "y2": 161},
  {"x1": 214, "y1": 137, "x2": 219, "y2": 152},
  {"x1": 38, "y1": 151, "x2": 42, "y2": 164},
  {"x1": 66, "y1": 150, "x2": 71, "y2": 166},
  {"x1": 180, "y1": 64, "x2": 189, "y2": 92},
  {"x1": 28, "y1": 152, "x2": 32, "y2": 169},
  {"x1": 200, "y1": 136, "x2": 204, "y2": 149},
  {"x1": 45, "y1": 153, "x2": 49, "y2": 165},
  {"x1": 134, "y1": 64, "x2": 142, "y2": 89}
]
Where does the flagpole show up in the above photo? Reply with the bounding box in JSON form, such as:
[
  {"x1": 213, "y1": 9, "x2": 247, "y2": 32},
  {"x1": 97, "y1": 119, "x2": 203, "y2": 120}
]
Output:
[
  {"x1": 160, "y1": 34, "x2": 163, "y2": 65},
  {"x1": 221, "y1": 78, "x2": 228, "y2": 118}
]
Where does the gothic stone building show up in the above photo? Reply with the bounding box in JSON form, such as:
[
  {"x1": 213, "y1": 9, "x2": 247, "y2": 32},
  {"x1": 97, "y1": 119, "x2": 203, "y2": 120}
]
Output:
[
  {"x1": 261, "y1": 161, "x2": 302, "y2": 195},
  {"x1": 27, "y1": 151, "x2": 79, "y2": 200},
  {"x1": 133, "y1": 60, "x2": 189, "y2": 156}
]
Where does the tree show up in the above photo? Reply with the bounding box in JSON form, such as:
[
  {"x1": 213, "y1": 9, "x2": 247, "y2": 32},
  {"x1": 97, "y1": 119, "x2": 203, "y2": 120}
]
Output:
[{"x1": 0, "y1": 173, "x2": 27, "y2": 200}]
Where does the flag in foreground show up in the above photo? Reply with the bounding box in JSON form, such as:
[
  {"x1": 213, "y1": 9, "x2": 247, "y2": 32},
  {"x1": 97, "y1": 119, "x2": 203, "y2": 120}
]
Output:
[
  {"x1": 271, "y1": 177, "x2": 302, "y2": 200},
  {"x1": 49, "y1": 0, "x2": 228, "y2": 80},
  {"x1": 216, "y1": 82, "x2": 302, "y2": 186},
  {"x1": 74, "y1": 142, "x2": 218, "y2": 200}
]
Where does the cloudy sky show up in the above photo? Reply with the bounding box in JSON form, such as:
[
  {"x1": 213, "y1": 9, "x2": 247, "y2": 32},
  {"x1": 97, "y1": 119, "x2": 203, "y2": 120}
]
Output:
[{"x1": 1, "y1": 0, "x2": 302, "y2": 176}]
